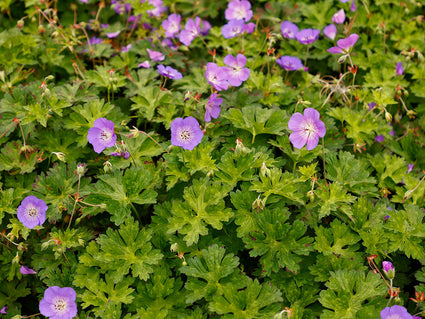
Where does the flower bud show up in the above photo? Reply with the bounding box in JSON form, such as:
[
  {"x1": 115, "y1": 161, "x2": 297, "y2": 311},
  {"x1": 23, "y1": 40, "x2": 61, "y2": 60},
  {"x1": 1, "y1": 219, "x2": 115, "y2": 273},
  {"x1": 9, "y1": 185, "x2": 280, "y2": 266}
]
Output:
[
  {"x1": 385, "y1": 112, "x2": 392, "y2": 122},
  {"x1": 170, "y1": 243, "x2": 179, "y2": 253},
  {"x1": 76, "y1": 164, "x2": 85, "y2": 175},
  {"x1": 38, "y1": 25, "x2": 45, "y2": 34},
  {"x1": 103, "y1": 161, "x2": 113, "y2": 173},
  {"x1": 260, "y1": 162, "x2": 270, "y2": 178},
  {"x1": 17, "y1": 19, "x2": 24, "y2": 29},
  {"x1": 383, "y1": 261, "x2": 395, "y2": 279},
  {"x1": 52, "y1": 152, "x2": 66, "y2": 162}
]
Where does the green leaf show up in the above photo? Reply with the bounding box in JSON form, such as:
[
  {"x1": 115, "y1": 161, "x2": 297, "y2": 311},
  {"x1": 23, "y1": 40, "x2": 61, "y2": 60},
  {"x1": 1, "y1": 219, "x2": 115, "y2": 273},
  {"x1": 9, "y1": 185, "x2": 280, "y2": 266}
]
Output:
[
  {"x1": 224, "y1": 105, "x2": 287, "y2": 143},
  {"x1": 84, "y1": 167, "x2": 158, "y2": 225},
  {"x1": 85, "y1": 65, "x2": 127, "y2": 91},
  {"x1": 0, "y1": 140, "x2": 41, "y2": 174},
  {"x1": 319, "y1": 270, "x2": 387, "y2": 319},
  {"x1": 315, "y1": 182, "x2": 356, "y2": 219},
  {"x1": 95, "y1": 217, "x2": 163, "y2": 282},
  {"x1": 244, "y1": 207, "x2": 313, "y2": 274},
  {"x1": 179, "y1": 244, "x2": 240, "y2": 303},
  {"x1": 167, "y1": 178, "x2": 234, "y2": 246},
  {"x1": 230, "y1": 183, "x2": 259, "y2": 238},
  {"x1": 130, "y1": 86, "x2": 173, "y2": 121},
  {"x1": 368, "y1": 153, "x2": 407, "y2": 189},
  {"x1": 209, "y1": 276, "x2": 283, "y2": 319}
]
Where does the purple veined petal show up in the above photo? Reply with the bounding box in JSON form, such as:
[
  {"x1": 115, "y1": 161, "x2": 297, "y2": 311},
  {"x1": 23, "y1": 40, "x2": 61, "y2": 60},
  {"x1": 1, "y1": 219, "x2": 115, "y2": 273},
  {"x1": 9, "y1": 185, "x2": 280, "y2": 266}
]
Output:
[
  {"x1": 227, "y1": 76, "x2": 243, "y2": 87},
  {"x1": 289, "y1": 131, "x2": 308, "y2": 149},
  {"x1": 336, "y1": 33, "x2": 359, "y2": 51},
  {"x1": 147, "y1": 49, "x2": 165, "y2": 61},
  {"x1": 225, "y1": 0, "x2": 253, "y2": 22},
  {"x1": 327, "y1": 46, "x2": 344, "y2": 54},
  {"x1": 243, "y1": 22, "x2": 255, "y2": 34},
  {"x1": 87, "y1": 118, "x2": 117, "y2": 153},
  {"x1": 223, "y1": 54, "x2": 237, "y2": 68},
  {"x1": 162, "y1": 13, "x2": 181, "y2": 38},
  {"x1": 200, "y1": 19, "x2": 211, "y2": 35},
  {"x1": 236, "y1": 53, "x2": 247, "y2": 67},
  {"x1": 303, "y1": 108, "x2": 321, "y2": 121},
  {"x1": 138, "y1": 61, "x2": 151, "y2": 68},
  {"x1": 276, "y1": 56, "x2": 304, "y2": 71},
  {"x1": 238, "y1": 68, "x2": 250, "y2": 82},
  {"x1": 396, "y1": 62, "x2": 404, "y2": 76},
  {"x1": 20, "y1": 265, "x2": 37, "y2": 274},
  {"x1": 306, "y1": 133, "x2": 320, "y2": 150},
  {"x1": 332, "y1": 9, "x2": 345, "y2": 24},
  {"x1": 106, "y1": 31, "x2": 121, "y2": 38},
  {"x1": 380, "y1": 305, "x2": 412, "y2": 319},
  {"x1": 296, "y1": 28, "x2": 320, "y2": 45},
  {"x1": 323, "y1": 24, "x2": 337, "y2": 40},
  {"x1": 288, "y1": 113, "x2": 305, "y2": 131},
  {"x1": 281, "y1": 21, "x2": 298, "y2": 39},
  {"x1": 221, "y1": 19, "x2": 245, "y2": 39}
]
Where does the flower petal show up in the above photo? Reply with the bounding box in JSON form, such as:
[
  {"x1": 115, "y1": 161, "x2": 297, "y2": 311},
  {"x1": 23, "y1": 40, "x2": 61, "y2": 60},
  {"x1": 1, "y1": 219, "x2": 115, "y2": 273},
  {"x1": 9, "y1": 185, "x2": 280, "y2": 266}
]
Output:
[
  {"x1": 288, "y1": 113, "x2": 305, "y2": 131},
  {"x1": 289, "y1": 131, "x2": 308, "y2": 149}
]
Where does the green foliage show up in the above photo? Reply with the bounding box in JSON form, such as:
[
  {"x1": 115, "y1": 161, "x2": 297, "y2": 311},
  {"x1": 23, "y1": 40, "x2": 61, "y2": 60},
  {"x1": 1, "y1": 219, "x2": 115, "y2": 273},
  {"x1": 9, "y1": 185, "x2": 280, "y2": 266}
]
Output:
[{"x1": 315, "y1": 182, "x2": 356, "y2": 219}]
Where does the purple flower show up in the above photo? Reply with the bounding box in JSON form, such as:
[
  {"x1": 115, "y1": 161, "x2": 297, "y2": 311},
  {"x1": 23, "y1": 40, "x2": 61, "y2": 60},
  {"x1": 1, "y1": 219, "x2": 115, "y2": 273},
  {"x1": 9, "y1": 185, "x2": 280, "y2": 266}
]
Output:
[
  {"x1": 157, "y1": 65, "x2": 182, "y2": 79},
  {"x1": 86, "y1": 36, "x2": 103, "y2": 46},
  {"x1": 170, "y1": 117, "x2": 204, "y2": 150},
  {"x1": 382, "y1": 261, "x2": 394, "y2": 273},
  {"x1": 78, "y1": 0, "x2": 88, "y2": 3},
  {"x1": 145, "y1": 0, "x2": 167, "y2": 17},
  {"x1": 138, "y1": 61, "x2": 151, "y2": 68},
  {"x1": 111, "y1": 0, "x2": 132, "y2": 15},
  {"x1": 288, "y1": 108, "x2": 326, "y2": 150},
  {"x1": 368, "y1": 102, "x2": 376, "y2": 110},
  {"x1": 205, "y1": 63, "x2": 229, "y2": 91},
  {"x1": 162, "y1": 13, "x2": 181, "y2": 38},
  {"x1": 39, "y1": 286, "x2": 77, "y2": 319},
  {"x1": 223, "y1": 54, "x2": 250, "y2": 87},
  {"x1": 396, "y1": 62, "x2": 404, "y2": 76},
  {"x1": 205, "y1": 93, "x2": 223, "y2": 122},
  {"x1": 323, "y1": 24, "x2": 337, "y2": 40},
  {"x1": 122, "y1": 44, "x2": 132, "y2": 52},
  {"x1": 200, "y1": 20, "x2": 212, "y2": 36},
  {"x1": 179, "y1": 17, "x2": 200, "y2": 46},
  {"x1": 296, "y1": 28, "x2": 321, "y2": 45},
  {"x1": 327, "y1": 33, "x2": 359, "y2": 54},
  {"x1": 1, "y1": 306, "x2": 7, "y2": 314},
  {"x1": 221, "y1": 19, "x2": 245, "y2": 39},
  {"x1": 20, "y1": 265, "x2": 37, "y2": 274},
  {"x1": 162, "y1": 38, "x2": 178, "y2": 50},
  {"x1": 225, "y1": 0, "x2": 253, "y2": 22},
  {"x1": 87, "y1": 118, "x2": 117, "y2": 153},
  {"x1": 243, "y1": 22, "x2": 255, "y2": 34},
  {"x1": 147, "y1": 49, "x2": 165, "y2": 61},
  {"x1": 106, "y1": 31, "x2": 121, "y2": 38},
  {"x1": 17, "y1": 196, "x2": 48, "y2": 229},
  {"x1": 383, "y1": 215, "x2": 390, "y2": 220},
  {"x1": 408, "y1": 164, "x2": 414, "y2": 173},
  {"x1": 375, "y1": 135, "x2": 385, "y2": 143},
  {"x1": 281, "y1": 21, "x2": 299, "y2": 39},
  {"x1": 350, "y1": 0, "x2": 357, "y2": 11},
  {"x1": 276, "y1": 56, "x2": 304, "y2": 71},
  {"x1": 380, "y1": 305, "x2": 412, "y2": 319},
  {"x1": 332, "y1": 9, "x2": 346, "y2": 24}
]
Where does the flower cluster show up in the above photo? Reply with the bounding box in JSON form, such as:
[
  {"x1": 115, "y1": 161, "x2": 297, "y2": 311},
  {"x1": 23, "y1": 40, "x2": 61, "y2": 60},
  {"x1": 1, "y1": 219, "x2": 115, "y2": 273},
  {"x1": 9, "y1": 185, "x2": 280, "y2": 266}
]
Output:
[{"x1": 221, "y1": 0, "x2": 255, "y2": 39}]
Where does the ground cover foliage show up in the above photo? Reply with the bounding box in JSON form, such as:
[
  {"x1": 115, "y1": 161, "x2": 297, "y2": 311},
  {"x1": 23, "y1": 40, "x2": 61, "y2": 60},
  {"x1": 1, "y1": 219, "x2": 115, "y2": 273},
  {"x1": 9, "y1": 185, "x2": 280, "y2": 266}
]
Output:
[{"x1": 1, "y1": 0, "x2": 425, "y2": 318}]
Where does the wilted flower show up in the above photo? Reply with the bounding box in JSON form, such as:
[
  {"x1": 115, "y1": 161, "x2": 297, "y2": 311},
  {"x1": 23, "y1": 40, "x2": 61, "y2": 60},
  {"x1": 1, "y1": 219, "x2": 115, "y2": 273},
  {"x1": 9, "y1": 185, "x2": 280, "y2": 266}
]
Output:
[
  {"x1": 147, "y1": 49, "x2": 165, "y2": 61},
  {"x1": 17, "y1": 196, "x2": 48, "y2": 229},
  {"x1": 281, "y1": 21, "x2": 298, "y2": 39},
  {"x1": 162, "y1": 13, "x2": 181, "y2": 38},
  {"x1": 205, "y1": 93, "x2": 223, "y2": 122},
  {"x1": 276, "y1": 56, "x2": 304, "y2": 71},
  {"x1": 288, "y1": 108, "x2": 326, "y2": 150},
  {"x1": 380, "y1": 305, "x2": 412, "y2": 319},
  {"x1": 296, "y1": 28, "x2": 320, "y2": 45},
  {"x1": 332, "y1": 9, "x2": 346, "y2": 24},
  {"x1": 205, "y1": 62, "x2": 229, "y2": 91},
  {"x1": 157, "y1": 65, "x2": 182, "y2": 79},
  {"x1": 87, "y1": 118, "x2": 117, "y2": 153},
  {"x1": 223, "y1": 53, "x2": 250, "y2": 87},
  {"x1": 170, "y1": 117, "x2": 204, "y2": 150},
  {"x1": 323, "y1": 24, "x2": 337, "y2": 40},
  {"x1": 39, "y1": 286, "x2": 78, "y2": 319},
  {"x1": 396, "y1": 62, "x2": 404, "y2": 76},
  {"x1": 179, "y1": 17, "x2": 200, "y2": 46},
  {"x1": 225, "y1": 0, "x2": 253, "y2": 22},
  {"x1": 20, "y1": 265, "x2": 37, "y2": 274},
  {"x1": 221, "y1": 19, "x2": 245, "y2": 39}
]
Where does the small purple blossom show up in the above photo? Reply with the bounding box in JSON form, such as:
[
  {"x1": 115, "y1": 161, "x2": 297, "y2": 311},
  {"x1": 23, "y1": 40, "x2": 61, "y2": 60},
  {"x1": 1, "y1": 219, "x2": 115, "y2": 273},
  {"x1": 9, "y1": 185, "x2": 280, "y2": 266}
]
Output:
[
  {"x1": 138, "y1": 61, "x2": 151, "y2": 68},
  {"x1": 243, "y1": 22, "x2": 255, "y2": 34},
  {"x1": 296, "y1": 28, "x2": 320, "y2": 45},
  {"x1": 200, "y1": 20, "x2": 212, "y2": 36},
  {"x1": 381, "y1": 305, "x2": 412, "y2": 319},
  {"x1": 221, "y1": 19, "x2": 245, "y2": 39},
  {"x1": 375, "y1": 135, "x2": 385, "y2": 143},
  {"x1": 223, "y1": 54, "x2": 250, "y2": 87},
  {"x1": 17, "y1": 196, "x2": 48, "y2": 229},
  {"x1": 205, "y1": 93, "x2": 223, "y2": 122},
  {"x1": 162, "y1": 38, "x2": 178, "y2": 50},
  {"x1": 147, "y1": 49, "x2": 165, "y2": 61},
  {"x1": 0, "y1": 307, "x2": 6, "y2": 314},
  {"x1": 408, "y1": 164, "x2": 414, "y2": 173},
  {"x1": 281, "y1": 21, "x2": 299, "y2": 39},
  {"x1": 327, "y1": 33, "x2": 359, "y2": 54},
  {"x1": 368, "y1": 102, "x2": 376, "y2": 110},
  {"x1": 106, "y1": 31, "x2": 121, "y2": 38},
  {"x1": 382, "y1": 261, "x2": 394, "y2": 274},
  {"x1": 205, "y1": 63, "x2": 229, "y2": 91},
  {"x1": 87, "y1": 118, "x2": 117, "y2": 153},
  {"x1": 20, "y1": 265, "x2": 37, "y2": 274},
  {"x1": 145, "y1": 0, "x2": 167, "y2": 17},
  {"x1": 162, "y1": 13, "x2": 181, "y2": 38},
  {"x1": 288, "y1": 108, "x2": 326, "y2": 150},
  {"x1": 332, "y1": 9, "x2": 346, "y2": 24},
  {"x1": 86, "y1": 36, "x2": 103, "y2": 46},
  {"x1": 225, "y1": 0, "x2": 253, "y2": 22},
  {"x1": 323, "y1": 24, "x2": 337, "y2": 40},
  {"x1": 78, "y1": 0, "x2": 88, "y2": 3},
  {"x1": 111, "y1": 0, "x2": 132, "y2": 15},
  {"x1": 350, "y1": 0, "x2": 357, "y2": 11},
  {"x1": 157, "y1": 65, "x2": 182, "y2": 79},
  {"x1": 396, "y1": 62, "x2": 404, "y2": 76},
  {"x1": 111, "y1": 151, "x2": 130, "y2": 159},
  {"x1": 39, "y1": 286, "x2": 78, "y2": 319},
  {"x1": 171, "y1": 117, "x2": 204, "y2": 150},
  {"x1": 179, "y1": 17, "x2": 200, "y2": 46},
  {"x1": 276, "y1": 56, "x2": 304, "y2": 71},
  {"x1": 121, "y1": 44, "x2": 132, "y2": 52},
  {"x1": 383, "y1": 215, "x2": 390, "y2": 220}
]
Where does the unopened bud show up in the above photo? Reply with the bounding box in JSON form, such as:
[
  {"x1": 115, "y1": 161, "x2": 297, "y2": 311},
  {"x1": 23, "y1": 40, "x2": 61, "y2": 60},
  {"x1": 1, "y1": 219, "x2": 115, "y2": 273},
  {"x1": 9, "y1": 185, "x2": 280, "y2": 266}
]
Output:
[
  {"x1": 170, "y1": 243, "x2": 179, "y2": 253},
  {"x1": 182, "y1": 261, "x2": 187, "y2": 266},
  {"x1": 382, "y1": 261, "x2": 395, "y2": 279},
  {"x1": 12, "y1": 252, "x2": 20, "y2": 264},
  {"x1": 52, "y1": 152, "x2": 66, "y2": 162},
  {"x1": 307, "y1": 190, "x2": 315, "y2": 201},
  {"x1": 99, "y1": 203, "x2": 107, "y2": 209},
  {"x1": 337, "y1": 55, "x2": 347, "y2": 63},
  {"x1": 103, "y1": 161, "x2": 113, "y2": 173},
  {"x1": 20, "y1": 145, "x2": 34, "y2": 155},
  {"x1": 17, "y1": 19, "x2": 24, "y2": 29},
  {"x1": 260, "y1": 162, "x2": 270, "y2": 178},
  {"x1": 76, "y1": 164, "x2": 85, "y2": 175},
  {"x1": 385, "y1": 112, "x2": 392, "y2": 122},
  {"x1": 38, "y1": 25, "x2": 45, "y2": 34}
]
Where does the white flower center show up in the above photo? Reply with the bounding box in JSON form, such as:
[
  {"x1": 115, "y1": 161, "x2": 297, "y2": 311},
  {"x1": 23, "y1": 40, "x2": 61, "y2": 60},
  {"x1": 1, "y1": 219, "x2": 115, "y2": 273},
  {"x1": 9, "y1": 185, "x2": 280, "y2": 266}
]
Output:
[
  {"x1": 101, "y1": 130, "x2": 112, "y2": 141},
  {"x1": 235, "y1": 9, "x2": 246, "y2": 20},
  {"x1": 178, "y1": 129, "x2": 192, "y2": 143},
  {"x1": 52, "y1": 297, "x2": 68, "y2": 314},
  {"x1": 27, "y1": 207, "x2": 38, "y2": 217},
  {"x1": 303, "y1": 122, "x2": 316, "y2": 137}
]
